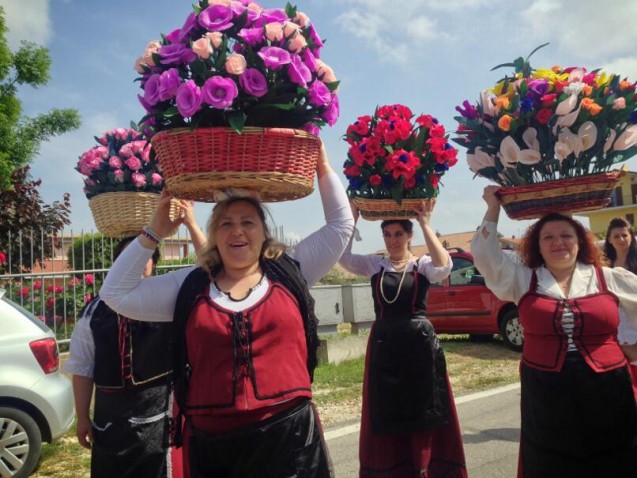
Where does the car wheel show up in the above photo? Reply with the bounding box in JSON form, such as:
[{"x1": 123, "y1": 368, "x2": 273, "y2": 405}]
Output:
[
  {"x1": 500, "y1": 309, "x2": 524, "y2": 352},
  {"x1": 0, "y1": 407, "x2": 42, "y2": 478}
]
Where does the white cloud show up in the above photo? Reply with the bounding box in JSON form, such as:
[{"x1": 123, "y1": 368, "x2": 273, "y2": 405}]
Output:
[
  {"x1": 2, "y1": 0, "x2": 52, "y2": 49},
  {"x1": 520, "y1": 0, "x2": 637, "y2": 61},
  {"x1": 600, "y1": 57, "x2": 637, "y2": 81}
]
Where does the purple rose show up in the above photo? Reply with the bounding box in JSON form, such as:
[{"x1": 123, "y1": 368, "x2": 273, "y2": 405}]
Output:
[
  {"x1": 322, "y1": 94, "x2": 339, "y2": 126},
  {"x1": 137, "y1": 94, "x2": 154, "y2": 113},
  {"x1": 259, "y1": 8, "x2": 288, "y2": 24},
  {"x1": 177, "y1": 12, "x2": 197, "y2": 43},
  {"x1": 202, "y1": 76, "x2": 238, "y2": 109},
  {"x1": 176, "y1": 80, "x2": 203, "y2": 117},
  {"x1": 301, "y1": 122, "x2": 320, "y2": 136},
  {"x1": 238, "y1": 27, "x2": 265, "y2": 47},
  {"x1": 143, "y1": 74, "x2": 162, "y2": 105},
  {"x1": 307, "y1": 80, "x2": 331, "y2": 107},
  {"x1": 528, "y1": 79, "x2": 549, "y2": 97},
  {"x1": 198, "y1": 5, "x2": 234, "y2": 31},
  {"x1": 257, "y1": 46, "x2": 291, "y2": 70},
  {"x1": 159, "y1": 44, "x2": 197, "y2": 65},
  {"x1": 308, "y1": 24, "x2": 323, "y2": 57},
  {"x1": 230, "y1": 3, "x2": 258, "y2": 25},
  {"x1": 159, "y1": 68, "x2": 181, "y2": 101},
  {"x1": 125, "y1": 156, "x2": 143, "y2": 171},
  {"x1": 302, "y1": 49, "x2": 317, "y2": 72},
  {"x1": 287, "y1": 54, "x2": 311, "y2": 88},
  {"x1": 239, "y1": 68, "x2": 268, "y2": 97},
  {"x1": 164, "y1": 29, "x2": 181, "y2": 44}
]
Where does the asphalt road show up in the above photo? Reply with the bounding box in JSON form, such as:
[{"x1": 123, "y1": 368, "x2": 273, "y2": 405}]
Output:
[{"x1": 325, "y1": 383, "x2": 522, "y2": 478}]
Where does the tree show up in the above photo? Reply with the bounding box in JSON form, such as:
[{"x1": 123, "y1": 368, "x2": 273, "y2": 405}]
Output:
[
  {"x1": 0, "y1": 6, "x2": 81, "y2": 189},
  {"x1": 0, "y1": 166, "x2": 71, "y2": 273},
  {"x1": 67, "y1": 233, "x2": 118, "y2": 272}
]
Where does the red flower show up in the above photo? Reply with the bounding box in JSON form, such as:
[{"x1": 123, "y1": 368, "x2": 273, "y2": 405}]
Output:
[
  {"x1": 376, "y1": 104, "x2": 412, "y2": 120},
  {"x1": 369, "y1": 174, "x2": 382, "y2": 186},
  {"x1": 346, "y1": 115, "x2": 371, "y2": 137},
  {"x1": 84, "y1": 274, "x2": 95, "y2": 286},
  {"x1": 553, "y1": 80, "x2": 569, "y2": 94},
  {"x1": 18, "y1": 287, "x2": 30, "y2": 298},
  {"x1": 429, "y1": 174, "x2": 440, "y2": 188},
  {"x1": 415, "y1": 115, "x2": 435, "y2": 128},
  {"x1": 535, "y1": 108, "x2": 553, "y2": 125},
  {"x1": 429, "y1": 124, "x2": 446, "y2": 138},
  {"x1": 385, "y1": 149, "x2": 419, "y2": 181},
  {"x1": 540, "y1": 93, "x2": 557, "y2": 107},
  {"x1": 0, "y1": 252, "x2": 5, "y2": 265},
  {"x1": 344, "y1": 164, "x2": 362, "y2": 176},
  {"x1": 33, "y1": 280, "x2": 42, "y2": 290}
]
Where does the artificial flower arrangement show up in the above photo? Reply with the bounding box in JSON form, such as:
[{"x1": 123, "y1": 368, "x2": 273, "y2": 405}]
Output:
[
  {"x1": 343, "y1": 104, "x2": 459, "y2": 212},
  {"x1": 76, "y1": 128, "x2": 169, "y2": 237},
  {"x1": 454, "y1": 44, "x2": 637, "y2": 188},
  {"x1": 134, "y1": 0, "x2": 339, "y2": 136},
  {"x1": 76, "y1": 127, "x2": 164, "y2": 199}
]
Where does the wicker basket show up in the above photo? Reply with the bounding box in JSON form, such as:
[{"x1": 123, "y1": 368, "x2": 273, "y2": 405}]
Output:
[
  {"x1": 497, "y1": 171, "x2": 625, "y2": 220},
  {"x1": 151, "y1": 127, "x2": 320, "y2": 202},
  {"x1": 353, "y1": 198, "x2": 432, "y2": 221},
  {"x1": 89, "y1": 192, "x2": 176, "y2": 238}
]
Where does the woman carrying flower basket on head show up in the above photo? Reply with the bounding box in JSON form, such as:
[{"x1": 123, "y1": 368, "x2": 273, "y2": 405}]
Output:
[
  {"x1": 472, "y1": 186, "x2": 637, "y2": 478},
  {"x1": 339, "y1": 202, "x2": 467, "y2": 478},
  {"x1": 99, "y1": 143, "x2": 353, "y2": 478},
  {"x1": 339, "y1": 105, "x2": 466, "y2": 478}
]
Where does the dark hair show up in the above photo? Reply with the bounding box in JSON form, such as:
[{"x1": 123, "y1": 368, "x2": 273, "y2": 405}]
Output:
[
  {"x1": 114, "y1": 236, "x2": 160, "y2": 265},
  {"x1": 603, "y1": 217, "x2": 637, "y2": 274},
  {"x1": 518, "y1": 213, "x2": 605, "y2": 268},
  {"x1": 380, "y1": 219, "x2": 413, "y2": 234}
]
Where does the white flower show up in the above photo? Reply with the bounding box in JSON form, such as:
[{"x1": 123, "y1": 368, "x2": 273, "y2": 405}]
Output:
[
  {"x1": 499, "y1": 136, "x2": 541, "y2": 167},
  {"x1": 613, "y1": 124, "x2": 637, "y2": 151},
  {"x1": 522, "y1": 127, "x2": 540, "y2": 151},
  {"x1": 563, "y1": 81, "x2": 585, "y2": 96},
  {"x1": 467, "y1": 147, "x2": 495, "y2": 174}
]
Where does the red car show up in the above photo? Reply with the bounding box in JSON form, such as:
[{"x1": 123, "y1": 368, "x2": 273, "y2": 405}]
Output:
[{"x1": 426, "y1": 249, "x2": 524, "y2": 351}]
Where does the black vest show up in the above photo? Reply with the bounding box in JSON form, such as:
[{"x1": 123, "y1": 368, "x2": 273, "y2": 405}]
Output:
[{"x1": 88, "y1": 298, "x2": 173, "y2": 388}]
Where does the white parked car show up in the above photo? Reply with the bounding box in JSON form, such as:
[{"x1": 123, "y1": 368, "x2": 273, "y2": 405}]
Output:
[{"x1": 0, "y1": 288, "x2": 75, "y2": 478}]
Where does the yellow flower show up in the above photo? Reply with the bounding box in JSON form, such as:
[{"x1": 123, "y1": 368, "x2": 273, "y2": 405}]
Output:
[
  {"x1": 594, "y1": 72, "x2": 612, "y2": 88},
  {"x1": 498, "y1": 114, "x2": 513, "y2": 132},
  {"x1": 533, "y1": 68, "x2": 568, "y2": 83}
]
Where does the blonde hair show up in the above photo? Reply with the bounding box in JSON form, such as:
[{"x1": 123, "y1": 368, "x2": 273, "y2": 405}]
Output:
[{"x1": 199, "y1": 197, "x2": 287, "y2": 278}]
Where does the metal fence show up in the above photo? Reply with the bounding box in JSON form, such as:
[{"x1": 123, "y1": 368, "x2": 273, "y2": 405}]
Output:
[{"x1": 0, "y1": 227, "x2": 197, "y2": 344}]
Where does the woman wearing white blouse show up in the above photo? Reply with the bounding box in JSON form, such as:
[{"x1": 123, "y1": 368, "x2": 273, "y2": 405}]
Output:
[{"x1": 471, "y1": 185, "x2": 637, "y2": 478}]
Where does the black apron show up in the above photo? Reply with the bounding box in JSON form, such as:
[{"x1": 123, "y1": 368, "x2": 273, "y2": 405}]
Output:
[{"x1": 369, "y1": 265, "x2": 450, "y2": 434}]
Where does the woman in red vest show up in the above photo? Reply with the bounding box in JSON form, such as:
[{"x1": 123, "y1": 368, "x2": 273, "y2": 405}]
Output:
[
  {"x1": 100, "y1": 144, "x2": 354, "y2": 478},
  {"x1": 603, "y1": 217, "x2": 637, "y2": 399},
  {"x1": 471, "y1": 186, "x2": 637, "y2": 478}
]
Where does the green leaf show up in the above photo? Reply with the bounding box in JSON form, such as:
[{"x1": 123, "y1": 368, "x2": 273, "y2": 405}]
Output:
[
  {"x1": 285, "y1": 2, "x2": 297, "y2": 18},
  {"x1": 491, "y1": 62, "x2": 515, "y2": 71},
  {"x1": 227, "y1": 111, "x2": 246, "y2": 133},
  {"x1": 162, "y1": 106, "x2": 180, "y2": 118},
  {"x1": 325, "y1": 80, "x2": 340, "y2": 93}
]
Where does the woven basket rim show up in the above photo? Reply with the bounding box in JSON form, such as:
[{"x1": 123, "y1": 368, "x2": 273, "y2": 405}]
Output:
[
  {"x1": 151, "y1": 126, "x2": 319, "y2": 141},
  {"x1": 497, "y1": 170, "x2": 625, "y2": 197}
]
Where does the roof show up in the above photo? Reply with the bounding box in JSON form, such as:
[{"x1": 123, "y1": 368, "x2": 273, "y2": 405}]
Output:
[{"x1": 375, "y1": 230, "x2": 520, "y2": 255}]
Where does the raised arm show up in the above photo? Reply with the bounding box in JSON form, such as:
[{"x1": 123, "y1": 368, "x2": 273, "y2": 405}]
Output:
[
  {"x1": 338, "y1": 202, "x2": 383, "y2": 277},
  {"x1": 415, "y1": 198, "x2": 449, "y2": 268},
  {"x1": 179, "y1": 199, "x2": 207, "y2": 256},
  {"x1": 289, "y1": 143, "x2": 355, "y2": 286}
]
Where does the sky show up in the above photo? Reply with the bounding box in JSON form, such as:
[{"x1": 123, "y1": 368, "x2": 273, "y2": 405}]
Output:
[{"x1": 4, "y1": 0, "x2": 637, "y2": 253}]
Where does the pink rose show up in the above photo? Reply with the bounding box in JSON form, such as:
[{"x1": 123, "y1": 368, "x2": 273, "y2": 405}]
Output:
[
  {"x1": 119, "y1": 143, "x2": 134, "y2": 157},
  {"x1": 192, "y1": 38, "x2": 212, "y2": 60},
  {"x1": 206, "y1": 32, "x2": 223, "y2": 49},
  {"x1": 132, "y1": 172, "x2": 147, "y2": 187},
  {"x1": 84, "y1": 274, "x2": 95, "y2": 286},
  {"x1": 612, "y1": 97, "x2": 626, "y2": 110},
  {"x1": 265, "y1": 23, "x2": 284, "y2": 42},
  {"x1": 286, "y1": 34, "x2": 307, "y2": 53},
  {"x1": 113, "y1": 169, "x2": 125, "y2": 182},
  {"x1": 84, "y1": 294, "x2": 93, "y2": 304},
  {"x1": 143, "y1": 40, "x2": 161, "y2": 67},
  {"x1": 108, "y1": 156, "x2": 122, "y2": 168},
  {"x1": 151, "y1": 173, "x2": 163, "y2": 186},
  {"x1": 315, "y1": 60, "x2": 337, "y2": 84},
  {"x1": 134, "y1": 56, "x2": 146, "y2": 73},
  {"x1": 225, "y1": 54, "x2": 247, "y2": 75},
  {"x1": 208, "y1": 0, "x2": 231, "y2": 5},
  {"x1": 247, "y1": 2, "x2": 262, "y2": 14},
  {"x1": 282, "y1": 21, "x2": 301, "y2": 38},
  {"x1": 295, "y1": 12, "x2": 309, "y2": 27},
  {"x1": 125, "y1": 156, "x2": 142, "y2": 171}
]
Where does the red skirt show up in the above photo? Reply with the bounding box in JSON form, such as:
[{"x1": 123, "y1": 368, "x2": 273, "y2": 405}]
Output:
[
  {"x1": 359, "y1": 332, "x2": 467, "y2": 478},
  {"x1": 630, "y1": 363, "x2": 637, "y2": 401}
]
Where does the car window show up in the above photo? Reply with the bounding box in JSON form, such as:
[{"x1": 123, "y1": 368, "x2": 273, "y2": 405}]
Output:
[
  {"x1": 1, "y1": 295, "x2": 51, "y2": 333},
  {"x1": 449, "y1": 257, "x2": 479, "y2": 286}
]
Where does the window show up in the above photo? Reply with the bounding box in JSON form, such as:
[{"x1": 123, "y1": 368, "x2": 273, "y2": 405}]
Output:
[{"x1": 449, "y1": 257, "x2": 478, "y2": 286}]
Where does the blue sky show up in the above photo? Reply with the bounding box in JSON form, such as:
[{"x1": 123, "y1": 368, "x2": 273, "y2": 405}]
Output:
[{"x1": 4, "y1": 0, "x2": 637, "y2": 253}]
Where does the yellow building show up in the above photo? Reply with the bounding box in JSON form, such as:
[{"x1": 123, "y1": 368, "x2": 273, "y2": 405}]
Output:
[{"x1": 577, "y1": 170, "x2": 637, "y2": 236}]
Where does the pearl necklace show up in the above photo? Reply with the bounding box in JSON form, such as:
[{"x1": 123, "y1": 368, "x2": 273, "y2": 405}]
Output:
[{"x1": 379, "y1": 261, "x2": 410, "y2": 304}]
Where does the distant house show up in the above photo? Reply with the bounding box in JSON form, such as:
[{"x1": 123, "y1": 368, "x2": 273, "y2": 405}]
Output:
[
  {"x1": 375, "y1": 230, "x2": 519, "y2": 256},
  {"x1": 576, "y1": 170, "x2": 637, "y2": 236}
]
